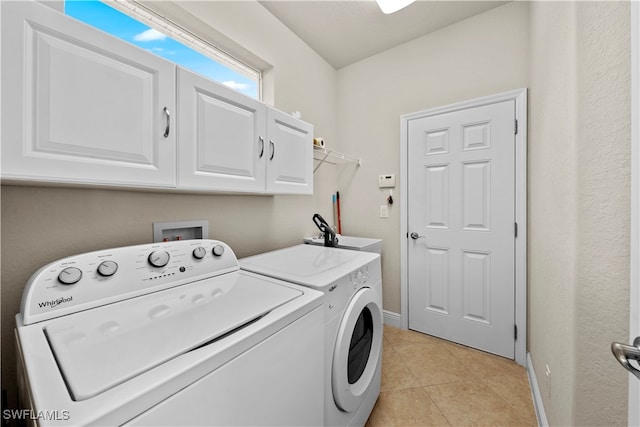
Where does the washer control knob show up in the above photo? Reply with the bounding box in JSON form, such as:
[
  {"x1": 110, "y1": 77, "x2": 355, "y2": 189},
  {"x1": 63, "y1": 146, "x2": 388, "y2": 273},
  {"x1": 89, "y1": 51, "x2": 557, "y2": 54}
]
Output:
[
  {"x1": 58, "y1": 267, "x2": 82, "y2": 285},
  {"x1": 148, "y1": 250, "x2": 170, "y2": 268},
  {"x1": 212, "y1": 245, "x2": 225, "y2": 257},
  {"x1": 97, "y1": 260, "x2": 118, "y2": 277},
  {"x1": 192, "y1": 247, "x2": 207, "y2": 260}
]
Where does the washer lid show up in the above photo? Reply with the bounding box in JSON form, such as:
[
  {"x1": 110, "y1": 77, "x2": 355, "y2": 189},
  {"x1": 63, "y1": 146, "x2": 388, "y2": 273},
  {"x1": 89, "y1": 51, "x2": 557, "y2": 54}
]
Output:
[
  {"x1": 44, "y1": 272, "x2": 301, "y2": 401},
  {"x1": 240, "y1": 245, "x2": 379, "y2": 289}
]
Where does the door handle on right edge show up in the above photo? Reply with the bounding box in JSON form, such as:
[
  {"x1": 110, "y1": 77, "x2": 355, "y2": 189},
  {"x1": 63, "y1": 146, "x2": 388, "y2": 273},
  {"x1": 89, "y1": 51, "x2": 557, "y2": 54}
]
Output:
[
  {"x1": 611, "y1": 337, "x2": 640, "y2": 380},
  {"x1": 410, "y1": 232, "x2": 425, "y2": 240}
]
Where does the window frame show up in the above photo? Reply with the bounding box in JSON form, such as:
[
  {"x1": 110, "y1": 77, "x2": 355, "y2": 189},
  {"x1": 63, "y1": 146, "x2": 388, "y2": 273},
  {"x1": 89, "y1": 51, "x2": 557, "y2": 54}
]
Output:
[{"x1": 71, "y1": 0, "x2": 263, "y2": 100}]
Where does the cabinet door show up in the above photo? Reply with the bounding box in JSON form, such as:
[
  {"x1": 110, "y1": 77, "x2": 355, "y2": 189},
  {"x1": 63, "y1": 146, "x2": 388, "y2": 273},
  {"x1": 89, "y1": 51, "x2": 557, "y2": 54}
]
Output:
[
  {"x1": 177, "y1": 68, "x2": 267, "y2": 193},
  {"x1": 265, "y1": 108, "x2": 314, "y2": 195},
  {"x1": 1, "y1": 1, "x2": 176, "y2": 188}
]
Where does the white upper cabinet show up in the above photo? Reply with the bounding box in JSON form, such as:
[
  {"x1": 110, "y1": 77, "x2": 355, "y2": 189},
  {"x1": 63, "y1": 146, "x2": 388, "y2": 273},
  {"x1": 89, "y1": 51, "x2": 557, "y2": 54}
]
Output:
[
  {"x1": 1, "y1": 1, "x2": 177, "y2": 188},
  {"x1": 1, "y1": 1, "x2": 313, "y2": 195},
  {"x1": 266, "y1": 108, "x2": 313, "y2": 195},
  {"x1": 177, "y1": 68, "x2": 267, "y2": 193},
  {"x1": 178, "y1": 68, "x2": 313, "y2": 194}
]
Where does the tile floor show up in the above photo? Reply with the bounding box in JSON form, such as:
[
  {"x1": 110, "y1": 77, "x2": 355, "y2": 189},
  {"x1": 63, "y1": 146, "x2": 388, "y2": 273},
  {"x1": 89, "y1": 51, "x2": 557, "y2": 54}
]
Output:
[{"x1": 366, "y1": 326, "x2": 538, "y2": 426}]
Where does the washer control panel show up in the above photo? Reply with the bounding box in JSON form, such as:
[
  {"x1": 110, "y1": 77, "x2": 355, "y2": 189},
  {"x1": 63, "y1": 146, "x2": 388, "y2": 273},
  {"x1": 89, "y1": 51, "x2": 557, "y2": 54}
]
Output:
[{"x1": 20, "y1": 240, "x2": 238, "y2": 325}]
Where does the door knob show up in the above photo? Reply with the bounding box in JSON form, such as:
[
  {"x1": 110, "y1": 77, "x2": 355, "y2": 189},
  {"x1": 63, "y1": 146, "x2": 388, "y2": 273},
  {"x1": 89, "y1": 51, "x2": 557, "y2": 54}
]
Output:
[
  {"x1": 611, "y1": 336, "x2": 640, "y2": 380},
  {"x1": 410, "y1": 232, "x2": 425, "y2": 240}
]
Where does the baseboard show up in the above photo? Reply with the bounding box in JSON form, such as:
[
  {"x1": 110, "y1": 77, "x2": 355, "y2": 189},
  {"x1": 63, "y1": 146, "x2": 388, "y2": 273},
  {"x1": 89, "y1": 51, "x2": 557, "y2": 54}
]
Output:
[
  {"x1": 383, "y1": 310, "x2": 402, "y2": 328},
  {"x1": 527, "y1": 352, "x2": 548, "y2": 427}
]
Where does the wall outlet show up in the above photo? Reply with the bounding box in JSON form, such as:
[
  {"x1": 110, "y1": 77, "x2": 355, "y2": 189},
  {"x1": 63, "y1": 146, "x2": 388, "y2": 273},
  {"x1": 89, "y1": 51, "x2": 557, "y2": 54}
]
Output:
[
  {"x1": 544, "y1": 363, "x2": 551, "y2": 399},
  {"x1": 379, "y1": 205, "x2": 389, "y2": 218}
]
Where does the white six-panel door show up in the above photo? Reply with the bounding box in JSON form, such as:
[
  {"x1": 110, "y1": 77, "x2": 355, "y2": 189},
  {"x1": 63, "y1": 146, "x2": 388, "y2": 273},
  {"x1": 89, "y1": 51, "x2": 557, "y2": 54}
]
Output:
[{"x1": 407, "y1": 100, "x2": 516, "y2": 358}]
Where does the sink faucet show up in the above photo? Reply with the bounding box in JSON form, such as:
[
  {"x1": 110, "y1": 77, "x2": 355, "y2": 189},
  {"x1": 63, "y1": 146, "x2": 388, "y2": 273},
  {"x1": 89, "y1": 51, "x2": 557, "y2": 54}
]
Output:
[{"x1": 312, "y1": 214, "x2": 338, "y2": 247}]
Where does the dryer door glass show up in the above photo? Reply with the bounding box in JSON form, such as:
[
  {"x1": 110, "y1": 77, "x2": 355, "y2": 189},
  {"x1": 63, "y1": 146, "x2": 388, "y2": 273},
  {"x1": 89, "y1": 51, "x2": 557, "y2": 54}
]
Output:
[{"x1": 348, "y1": 307, "x2": 373, "y2": 384}]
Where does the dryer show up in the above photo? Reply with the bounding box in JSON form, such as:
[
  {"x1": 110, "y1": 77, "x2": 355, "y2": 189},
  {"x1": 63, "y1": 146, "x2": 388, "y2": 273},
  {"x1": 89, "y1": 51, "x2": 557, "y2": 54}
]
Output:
[
  {"x1": 240, "y1": 245, "x2": 383, "y2": 427},
  {"x1": 14, "y1": 239, "x2": 324, "y2": 426}
]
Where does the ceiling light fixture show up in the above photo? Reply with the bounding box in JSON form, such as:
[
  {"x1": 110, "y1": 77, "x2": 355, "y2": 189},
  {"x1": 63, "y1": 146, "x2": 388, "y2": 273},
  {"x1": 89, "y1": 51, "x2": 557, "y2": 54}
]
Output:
[{"x1": 375, "y1": 0, "x2": 416, "y2": 14}]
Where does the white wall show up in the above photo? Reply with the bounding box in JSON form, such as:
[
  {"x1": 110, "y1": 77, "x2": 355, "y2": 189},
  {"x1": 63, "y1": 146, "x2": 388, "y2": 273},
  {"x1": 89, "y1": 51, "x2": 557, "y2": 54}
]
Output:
[
  {"x1": 575, "y1": 2, "x2": 630, "y2": 423},
  {"x1": 528, "y1": 3, "x2": 579, "y2": 424},
  {"x1": 528, "y1": 1, "x2": 630, "y2": 425},
  {"x1": 335, "y1": 1, "x2": 529, "y2": 314},
  {"x1": 0, "y1": 0, "x2": 338, "y2": 409}
]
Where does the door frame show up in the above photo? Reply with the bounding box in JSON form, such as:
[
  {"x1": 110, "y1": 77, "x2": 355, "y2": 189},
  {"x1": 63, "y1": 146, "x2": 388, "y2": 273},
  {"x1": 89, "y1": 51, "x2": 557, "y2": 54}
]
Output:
[
  {"x1": 629, "y1": 2, "x2": 639, "y2": 424},
  {"x1": 400, "y1": 88, "x2": 528, "y2": 366}
]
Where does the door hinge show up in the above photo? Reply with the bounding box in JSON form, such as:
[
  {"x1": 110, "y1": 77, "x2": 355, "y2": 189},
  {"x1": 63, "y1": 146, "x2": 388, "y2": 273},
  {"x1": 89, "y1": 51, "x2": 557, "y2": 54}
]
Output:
[
  {"x1": 515, "y1": 222, "x2": 518, "y2": 238},
  {"x1": 514, "y1": 324, "x2": 518, "y2": 340},
  {"x1": 515, "y1": 119, "x2": 518, "y2": 135}
]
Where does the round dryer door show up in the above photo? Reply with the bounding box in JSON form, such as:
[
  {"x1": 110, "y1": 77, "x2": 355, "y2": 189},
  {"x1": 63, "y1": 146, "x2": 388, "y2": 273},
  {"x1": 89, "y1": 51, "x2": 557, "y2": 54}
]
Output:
[{"x1": 332, "y1": 287, "x2": 383, "y2": 412}]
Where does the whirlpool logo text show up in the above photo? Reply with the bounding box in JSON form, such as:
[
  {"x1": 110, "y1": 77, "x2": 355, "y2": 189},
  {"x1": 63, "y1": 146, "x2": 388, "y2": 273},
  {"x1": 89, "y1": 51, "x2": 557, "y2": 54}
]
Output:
[{"x1": 38, "y1": 296, "x2": 73, "y2": 309}]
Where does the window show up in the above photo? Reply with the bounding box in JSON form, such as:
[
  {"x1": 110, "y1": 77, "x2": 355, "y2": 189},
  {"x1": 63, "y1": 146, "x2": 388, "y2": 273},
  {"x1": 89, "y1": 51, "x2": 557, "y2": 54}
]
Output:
[{"x1": 65, "y1": 0, "x2": 260, "y2": 99}]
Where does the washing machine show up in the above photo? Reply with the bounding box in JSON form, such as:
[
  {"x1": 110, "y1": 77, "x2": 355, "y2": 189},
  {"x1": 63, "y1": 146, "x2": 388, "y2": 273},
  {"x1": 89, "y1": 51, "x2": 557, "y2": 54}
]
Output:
[
  {"x1": 14, "y1": 239, "x2": 324, "y2": 426},
  {"x1": 240, "y1": 244, "x2": 383, "y2": 427}
]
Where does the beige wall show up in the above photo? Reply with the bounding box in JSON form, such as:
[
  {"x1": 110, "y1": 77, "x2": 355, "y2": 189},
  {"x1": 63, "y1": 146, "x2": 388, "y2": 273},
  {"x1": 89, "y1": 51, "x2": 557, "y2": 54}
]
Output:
[
  {"x1": 574, "y1": 2, "x2": 630, "y2": 422},
  {"x1": 574, "y1": 2, "x2": 630, "y2": 424},
  {"x1": 528, "y1": 2, "x2": 579, "y2": 424},
  {"x1": 528, "y1": 1, "x2": 630, "y2": 425},
  {"x1": 335, "y1": 1, "x2": 529, "y2": 313},
  {"x1": 0, "y1": 0, "x2": 338, "y2": 408}
]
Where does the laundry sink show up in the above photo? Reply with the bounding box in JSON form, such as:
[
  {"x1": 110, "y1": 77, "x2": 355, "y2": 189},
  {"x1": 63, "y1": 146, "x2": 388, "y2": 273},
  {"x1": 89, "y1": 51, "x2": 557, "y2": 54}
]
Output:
[{"x1": 303, "y1": 235, "x2": 382, "y2": 254}]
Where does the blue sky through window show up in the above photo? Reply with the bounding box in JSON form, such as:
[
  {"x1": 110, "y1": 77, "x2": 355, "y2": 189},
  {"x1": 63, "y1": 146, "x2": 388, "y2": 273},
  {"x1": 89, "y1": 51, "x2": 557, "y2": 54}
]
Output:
[{"x1": 65, "y1": 0, "x2": 258, "y2": 99}]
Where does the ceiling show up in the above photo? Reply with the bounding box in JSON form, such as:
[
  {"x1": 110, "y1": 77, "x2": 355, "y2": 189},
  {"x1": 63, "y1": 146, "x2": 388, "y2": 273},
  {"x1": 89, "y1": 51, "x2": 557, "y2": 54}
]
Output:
[{"x1": 259, "y1": 1, "x2": 508, "y2": 69}]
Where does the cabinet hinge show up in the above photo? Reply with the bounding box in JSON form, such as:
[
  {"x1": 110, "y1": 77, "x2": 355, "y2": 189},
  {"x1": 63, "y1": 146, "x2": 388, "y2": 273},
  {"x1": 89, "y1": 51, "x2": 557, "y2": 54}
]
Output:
[
  {"x1": 514, "y1": 324, "x2": 518, "y2": 340},
  {"x1": 515, "y1": 222, "x2": 518, "y2": 238},
  {"x1": 515, "y1": 119, "x2": 518, "y2": 135}
]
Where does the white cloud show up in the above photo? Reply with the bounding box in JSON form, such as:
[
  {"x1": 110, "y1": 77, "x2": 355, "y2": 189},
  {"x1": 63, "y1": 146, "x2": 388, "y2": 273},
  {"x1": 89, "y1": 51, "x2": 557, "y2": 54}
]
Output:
[
  {"x1": 223, "y1": 81, "x2": 250, "y2": 91},
  {"x1": 133, "y1": 29, "x2": 167, "y2": 42}
]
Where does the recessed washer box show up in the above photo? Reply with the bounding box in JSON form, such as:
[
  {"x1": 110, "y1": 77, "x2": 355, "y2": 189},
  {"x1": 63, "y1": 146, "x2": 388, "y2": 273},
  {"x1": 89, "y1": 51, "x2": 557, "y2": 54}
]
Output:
[{"x1": 153, "y1": 220, "x2": 209, "y2": 242}]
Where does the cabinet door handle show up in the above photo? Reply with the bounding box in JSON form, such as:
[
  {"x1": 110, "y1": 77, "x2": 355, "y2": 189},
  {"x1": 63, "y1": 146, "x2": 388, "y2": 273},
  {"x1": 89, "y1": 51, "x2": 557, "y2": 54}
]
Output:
[
  {"x1": 163, "y1": 107, "x2": 170, "y2": 138},
  {"x1": 259, "y1": 136, "x2": 264, "y2": 158},
  {"x1": 269, "y1": 140, "x2": 275, "y2": 160}
]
